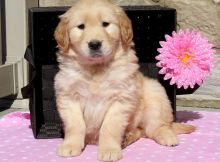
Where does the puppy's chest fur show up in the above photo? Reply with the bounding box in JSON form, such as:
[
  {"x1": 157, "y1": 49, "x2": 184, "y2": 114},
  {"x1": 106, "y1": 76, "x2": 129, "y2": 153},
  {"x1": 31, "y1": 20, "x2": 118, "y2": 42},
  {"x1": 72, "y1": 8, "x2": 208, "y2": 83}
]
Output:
[
  {"x1": 56, "y1": 60, "x2": 140, "y2": 142},
  {"x1": 55, "y1": 51, "x2": 142, "y2": 142},
  {"x1": 80, "y1": 66, "x2": 139, "y2": 136}
]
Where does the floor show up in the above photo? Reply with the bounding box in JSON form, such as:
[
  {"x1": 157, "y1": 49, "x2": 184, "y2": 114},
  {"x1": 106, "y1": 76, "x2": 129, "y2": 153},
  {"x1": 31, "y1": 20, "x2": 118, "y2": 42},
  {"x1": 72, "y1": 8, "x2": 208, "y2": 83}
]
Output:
[
  {"x1": 0, "y1": 107, "x2": 27, "y2": 118},
  {"x1": 1, "y1": 109, "x2": 219, "y2": 162}
]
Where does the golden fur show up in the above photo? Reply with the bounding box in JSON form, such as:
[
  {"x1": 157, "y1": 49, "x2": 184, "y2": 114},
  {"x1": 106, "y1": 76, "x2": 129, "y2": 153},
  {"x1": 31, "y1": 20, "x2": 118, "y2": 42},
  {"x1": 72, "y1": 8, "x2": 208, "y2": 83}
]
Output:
[{"x1": 54, "y1": 0, "x2": 195, "y2": 161}]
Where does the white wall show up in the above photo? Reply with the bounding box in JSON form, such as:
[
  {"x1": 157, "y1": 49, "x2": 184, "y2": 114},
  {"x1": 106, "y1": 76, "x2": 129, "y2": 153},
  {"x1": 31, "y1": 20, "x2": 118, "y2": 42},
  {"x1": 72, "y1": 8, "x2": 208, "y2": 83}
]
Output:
[
  {"x1": 3, "y1": 0, "x2": 38, "y2": 101},
  {"x1": 5, "y1": 0, "x2": 27, "y2": 64}
]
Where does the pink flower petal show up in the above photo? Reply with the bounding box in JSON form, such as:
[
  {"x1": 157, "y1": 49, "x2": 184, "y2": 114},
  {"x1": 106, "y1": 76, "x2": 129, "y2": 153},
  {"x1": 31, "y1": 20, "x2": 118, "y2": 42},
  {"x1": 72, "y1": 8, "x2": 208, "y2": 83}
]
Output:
[{"x1": 164, "y1": 73, "x2": 172, "y2": 80}]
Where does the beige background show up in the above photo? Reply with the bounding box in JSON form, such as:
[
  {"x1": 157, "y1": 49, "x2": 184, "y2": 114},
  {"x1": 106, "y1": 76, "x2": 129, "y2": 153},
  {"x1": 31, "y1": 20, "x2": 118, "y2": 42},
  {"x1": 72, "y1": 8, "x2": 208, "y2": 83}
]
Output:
[{"x1": 39, "y1": 0, "x2": 220, "y2": 49}]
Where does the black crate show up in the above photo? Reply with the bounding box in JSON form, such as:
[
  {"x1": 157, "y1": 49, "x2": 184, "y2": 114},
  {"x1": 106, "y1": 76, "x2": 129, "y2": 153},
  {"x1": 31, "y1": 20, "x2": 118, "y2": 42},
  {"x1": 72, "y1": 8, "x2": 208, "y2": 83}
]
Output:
[{"x1": 24, "y1": 6, "x2": 177, "y2": 138}]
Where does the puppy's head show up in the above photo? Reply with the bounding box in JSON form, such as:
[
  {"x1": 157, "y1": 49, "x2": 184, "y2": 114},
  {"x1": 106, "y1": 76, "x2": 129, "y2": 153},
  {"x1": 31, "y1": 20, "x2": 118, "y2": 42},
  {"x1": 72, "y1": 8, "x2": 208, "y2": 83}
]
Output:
[{"x1": 54, "y1": 0, "x2": 133, "y2": 65}]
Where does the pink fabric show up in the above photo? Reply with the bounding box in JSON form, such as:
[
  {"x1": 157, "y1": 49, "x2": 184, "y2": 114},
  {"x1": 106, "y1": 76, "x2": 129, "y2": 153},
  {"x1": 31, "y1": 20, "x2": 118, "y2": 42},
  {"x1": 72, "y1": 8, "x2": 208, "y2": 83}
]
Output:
[{"x1": 0, "y1": 111, "x2": 220, "y2": 162}]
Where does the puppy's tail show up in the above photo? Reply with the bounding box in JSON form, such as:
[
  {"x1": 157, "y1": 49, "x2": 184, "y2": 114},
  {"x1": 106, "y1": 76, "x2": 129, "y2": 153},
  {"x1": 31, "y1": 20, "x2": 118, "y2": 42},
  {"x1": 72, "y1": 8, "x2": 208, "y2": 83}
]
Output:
[{"x1": 172, "y1": 122, "x2": 196, "y2": 134}]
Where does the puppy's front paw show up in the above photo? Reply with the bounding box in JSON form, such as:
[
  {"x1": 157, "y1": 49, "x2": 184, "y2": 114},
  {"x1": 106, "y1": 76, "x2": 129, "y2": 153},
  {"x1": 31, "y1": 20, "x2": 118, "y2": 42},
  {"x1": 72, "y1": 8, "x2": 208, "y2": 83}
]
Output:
[
  {"x1": 57, "y1": 143, "x2": 82, "y2": 157},
  {"x1": 98, "y1": 147, "x2": 122, "y2": 162}
]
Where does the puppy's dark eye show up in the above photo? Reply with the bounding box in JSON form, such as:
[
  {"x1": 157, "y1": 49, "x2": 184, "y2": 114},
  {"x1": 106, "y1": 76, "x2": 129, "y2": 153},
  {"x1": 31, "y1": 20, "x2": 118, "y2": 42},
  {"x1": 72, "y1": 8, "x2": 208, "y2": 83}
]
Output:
[
  {"x1": 77, "y1": 24, "x2": 85, "y2": 30},
  {"x1": 102, "y1": 22, "x2": 110, "y2": 27}
]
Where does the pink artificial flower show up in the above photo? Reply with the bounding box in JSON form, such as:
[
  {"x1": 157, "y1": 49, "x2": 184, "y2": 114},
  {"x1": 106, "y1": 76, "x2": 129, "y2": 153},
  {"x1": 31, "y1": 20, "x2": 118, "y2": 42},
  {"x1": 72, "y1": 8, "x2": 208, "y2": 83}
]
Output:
[{"x1": 156, "y1": 29, "x2": 215, "y2": 89}]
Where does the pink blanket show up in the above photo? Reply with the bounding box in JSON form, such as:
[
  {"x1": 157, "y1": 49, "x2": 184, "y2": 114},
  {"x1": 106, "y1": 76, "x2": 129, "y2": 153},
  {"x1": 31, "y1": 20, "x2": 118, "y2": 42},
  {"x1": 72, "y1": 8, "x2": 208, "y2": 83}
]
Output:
[{"x1": 0, "y1": 111, "x2": 219, "y2": 162}]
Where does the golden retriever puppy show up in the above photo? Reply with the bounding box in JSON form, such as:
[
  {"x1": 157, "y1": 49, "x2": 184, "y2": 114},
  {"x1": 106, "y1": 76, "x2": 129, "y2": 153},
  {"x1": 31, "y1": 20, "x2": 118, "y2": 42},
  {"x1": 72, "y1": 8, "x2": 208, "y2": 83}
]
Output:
[{"x1": 54, "y1": 0, "x2": 195, "y2": 161}]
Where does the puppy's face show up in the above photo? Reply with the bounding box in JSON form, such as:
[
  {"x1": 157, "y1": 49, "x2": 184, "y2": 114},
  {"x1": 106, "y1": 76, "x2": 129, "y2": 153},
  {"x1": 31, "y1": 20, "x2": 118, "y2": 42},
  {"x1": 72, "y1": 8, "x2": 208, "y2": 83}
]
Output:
[
  {"x1": 69, "y1": 6, "x2": 120, "y2": 64},
  {"x1": 55, "y1": 0, "x2": 133, "y2": 65}
]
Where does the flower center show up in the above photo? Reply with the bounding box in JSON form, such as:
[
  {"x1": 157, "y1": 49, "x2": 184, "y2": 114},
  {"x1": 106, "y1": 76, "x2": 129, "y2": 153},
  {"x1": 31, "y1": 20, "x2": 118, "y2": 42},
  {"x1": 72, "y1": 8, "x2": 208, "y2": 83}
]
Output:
[
  {"x1": 182, "y1": 53, "x2": 190, "y2": 64},
  {"x1": 178, "y1": 50, "x2": 194, "y2": 67}
]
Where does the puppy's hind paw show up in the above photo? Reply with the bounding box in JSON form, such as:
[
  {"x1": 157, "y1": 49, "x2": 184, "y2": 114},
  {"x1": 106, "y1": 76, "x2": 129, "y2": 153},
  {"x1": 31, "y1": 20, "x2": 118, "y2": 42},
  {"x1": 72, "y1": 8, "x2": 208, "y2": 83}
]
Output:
[
  {"x1": 154, "y1": 129, "x2": 179, "y2": 147},
  {"x1": 57, "y1": 143, "x2": 82, "y2": 157}
]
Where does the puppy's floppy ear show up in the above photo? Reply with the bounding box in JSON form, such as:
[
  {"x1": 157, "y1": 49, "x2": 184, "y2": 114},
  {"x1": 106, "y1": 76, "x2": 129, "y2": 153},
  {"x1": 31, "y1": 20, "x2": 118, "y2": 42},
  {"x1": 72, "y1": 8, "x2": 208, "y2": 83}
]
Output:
[
  {"x1": 54, "y1": 16, "x2": 70, "y2": 54},
  {"x1": 118, "y1": 10, "x2": 133, "y2": 50}
]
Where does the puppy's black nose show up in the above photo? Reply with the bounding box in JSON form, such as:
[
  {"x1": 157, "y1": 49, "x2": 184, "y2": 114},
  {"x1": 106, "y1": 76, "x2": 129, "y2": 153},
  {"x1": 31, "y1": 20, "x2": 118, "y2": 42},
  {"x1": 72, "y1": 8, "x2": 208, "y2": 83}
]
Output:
[{"x1": 88, "y1": 40, "x2": 102, "y2": 51}]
